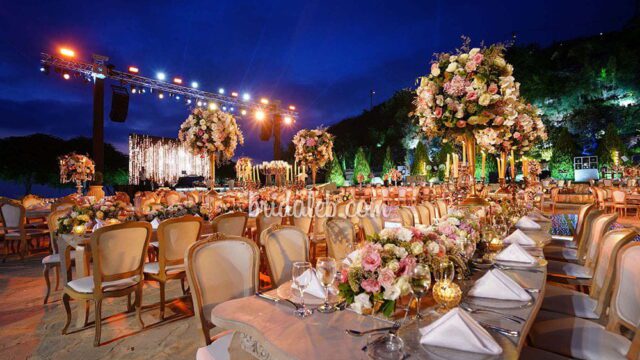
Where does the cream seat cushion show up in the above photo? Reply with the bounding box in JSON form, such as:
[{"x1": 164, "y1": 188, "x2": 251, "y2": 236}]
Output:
[
  {"x1": 543, "y1": 246, "x2": 578, "y2": 261},
  {"x1": 541, "y1": 284, "x2": 598, "y2": 319},
  {"x1": 143, "y1": 262, "x2": 185, "y2": 275},
  {"x1": 529, "y1": 310, "x2": 630, "y2": 360},
  {"x1": 547, "y1": 259, "x2": 592, "y2": 278},
  {"x1": 42, "y1": 251, "x2": 76, "y2": 264},
  {"x1": 68, "y1": 275, "x2": 140, "y2": 293}
]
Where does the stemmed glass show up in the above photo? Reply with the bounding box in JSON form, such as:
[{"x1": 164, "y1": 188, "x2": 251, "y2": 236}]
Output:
[
  {"x1": 432, "y1": 257, "x2": 455, "y2": 283},
  {"x1": 292, "y1": 261, "x2": 313, "y2": 318},
  {"x1": 315, "y1": 257, "x2": 337, "y2": 313},
  {"x1": 410, "y1": 264, "x2": 431, "y2": 319}
]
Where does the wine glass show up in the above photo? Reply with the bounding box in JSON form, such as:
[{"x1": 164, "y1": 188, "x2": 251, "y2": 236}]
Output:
[
  {"x1": 432, "y1": 257, "x2": 455, "y2": 283},
  {"x1": 410, "y1": 264, "x2": 431, "y2": 319},
  {"x1": 292, "y1": 261, "x2": 313, "y2": 318},
  {"x1": 315, "y1": 257, "x2": 337, "y2": 313}
]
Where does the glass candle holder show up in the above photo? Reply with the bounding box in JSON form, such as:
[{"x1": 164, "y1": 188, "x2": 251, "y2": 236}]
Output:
[
  {"x1": 432, "y1": 280, "x2": 462, "y2": 313},
  {"x1": 72, "y1": 224, "x2": 86, "y2": 235},
  {"x1": 488, "y1": 237, "x2": 504, "y2": 252}
]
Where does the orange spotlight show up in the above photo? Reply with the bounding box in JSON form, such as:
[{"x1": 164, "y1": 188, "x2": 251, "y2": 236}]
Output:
[
  {"x1": 173, "y1": 77, "x2": 183, "y2": 84},
  {"x1": 289, "y1": 105, "x2": 296, "y2": 111},
  {"x1": 284, "y1": 116, "x2": 293, "y2": 125},
  {"x1": 255, "y1": 110, "x2": 265, "y2": 121},
  {"x1": 260, "y1": 98, "x2": 269, "y2": 105},
  {"x1": 59, "y1": 48, "x2": 75, "y2": 57},
  {"x1": 128, "y1": 66, "x2": 139, "y2": 74}
]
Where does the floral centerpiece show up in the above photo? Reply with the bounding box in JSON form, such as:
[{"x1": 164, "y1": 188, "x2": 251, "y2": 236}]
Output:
[
  {"x1": 292, "y1": 128, "x2": 334, "y2": 185},
  {"x1": 91, "y1": 199, "x2": 133, "y2": 221},
  {"x1": 386, "y1": 168, "x2": 403, "y2": 185},
  {"x1": 56, "y1": 205, "x2": 94, "y2": 234},
  {"x1": 178, "y1": 108, "x2": 244, "y2": 188},
  {"x1": 235, "y1": 157, "x2": 253, "y2": 182},
  {"x1": 59, "y1": 153, "x2": 95, "y2": 195}
]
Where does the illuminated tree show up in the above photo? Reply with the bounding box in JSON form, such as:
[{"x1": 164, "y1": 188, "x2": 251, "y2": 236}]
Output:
[
  {"x1": 382, "y1": 147, "x2": 394, "y2": 176},
  {"x1": 353, "y1": 147, "x2": 371, "y2": 183},
  {"x1": 550, "y1": 127, "x2": 578, "y2": 180},
  {"x1": 328, "y1": 152, "x2": 345, "y2": 186},
  {"x1": 411, "y1": 141, "x2": 428, "y2": 176},
  {"x1": 596, "y1": 122, "x2": 625, "y2": 168}
]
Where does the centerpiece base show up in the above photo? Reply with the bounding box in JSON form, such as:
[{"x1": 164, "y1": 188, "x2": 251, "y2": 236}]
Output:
[{"x1": 460, "y1": 194, "x2": 488, "y2": 207}]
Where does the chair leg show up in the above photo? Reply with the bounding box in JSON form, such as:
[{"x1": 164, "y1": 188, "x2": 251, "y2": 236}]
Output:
[
  {"x1": 62, "y1": 293, "x2": 72, "y2": 335},
  {"x1": 53, "y1": 265, "x2": 60, "y2": 291},
  {"x1": 158, "y1": 281, "x2": 166, "y2": 320},
  {"x1": 127, "y1": 293, "x2": 133, "y2": 312},
  {"x1": 93, "y1": 299, "x2": 102, "y2": 347},
  {"x1": 135, "y1": 286, "x2": 144, "y2": 329},
  {"x1": 84, "y1": 301, "x2": 90, "y2": 327},
  {"x1": 43, "y1": 265, "x2": 51, "y2": 304},
  {"x1": 180, "y1": 277, "x2": 187, "y2": 295}
]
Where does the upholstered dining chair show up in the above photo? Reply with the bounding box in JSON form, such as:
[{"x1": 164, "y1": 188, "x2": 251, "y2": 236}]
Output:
[
  {"x1": 51, "y1": 199, "x2": 76, "y2": 213},
  {"x1": 263, "y1": 225, "x2": 309, "y2": 288},
  {"x1": 415, "y1": 204, "x2": 432, "y2": 225},
  {"x1": 143, "y1": 215, "x2": 202, "y2": 320},
  {"x1": 256, "y1": 212, "x2": 285, "y2": 245},
  {"x1": 211, "y1": 211, "x2": 248, "y2": 237},
  {"x1": 546, "y1": 213, "x2": 618, "y2": 281},
  {"x1": 541, "y1": 228, "x2": 638, "y2": 320},
  {"x1": 0, "y1": 198, "x2": 49, "y2": 261},
  {"x1": 185, "y1": 234, "x2": 259, "y2": 345},
  {"x1": 359, "y1": 214, "x2": 384, "y2": 240},
  {"x1": 529, "y1": 239, "x2": 640, "y2": 360},
  {"x1": 544, "y1": 207, "x2": 601, "y2": 261},
  {"x1": 423, "y1": 202, "x2": 438, "y2": 223},
  {"x1": 43, "y1": 209, "x2": 74, "y2": 304},
  {"x1": 435, "y1": 199, "x2": 448, "y2": 219},
  {"x1": 164, "y1": 191, "x2": 182, "y2": 206},
  {"x1": 22, "y1": 194, "x2": 43, "y2": 208},
  {"x1": 612, "y1": 190, "x2": 637, "y2": 217},
  {"x1": 62, "y1": 221, "x2": 151, "y2": 346},
  {"x1": 398, "y1": 206, "x2": 415, "y2": 227},
  {"x1": 324, "y1": 217, "x2": 355, "y2": 262}
]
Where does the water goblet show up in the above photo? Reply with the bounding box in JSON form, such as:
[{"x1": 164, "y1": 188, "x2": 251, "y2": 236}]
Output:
[
  {"x1": 292, "y1": 261, "x2": 313, "y2": 318},
  {"x1": 432, "y1": 257, "x2": 455, "y2": 283},
  {"x1": 410, "y1": 264, "x2": 431, "y2": 319},
  {"x1": 315, "y1": 257, "x2": 337, "y2": 313}
]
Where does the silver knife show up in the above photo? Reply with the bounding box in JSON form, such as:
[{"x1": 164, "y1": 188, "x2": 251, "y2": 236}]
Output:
[
  {"x1": 255, "y1": 292, "x2": 300, "y2": 309},
  {"x1": 480, "y1": 322, "x2": 520, "y2": 337}
]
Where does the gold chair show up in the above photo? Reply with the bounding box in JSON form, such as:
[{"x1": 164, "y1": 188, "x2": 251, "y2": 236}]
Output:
[
  {"x1": 211, "y1": 211, "x2": 248, "y2": 237},
  {"x1": 143, "y1": 215, "x2": 202, "y2": 320},
  {"x1": 415, "y1": 204, "x2": 432, "y2": 225},
  {"x1": 359, "y1": 214, "x2": 384, "y2": 239},
  {"x1": 398, "y1": 206, "x2": 415, "y2": 227},
  {"x1": 435, "y1": 199, "x2": 448, "y2": 218},
  {"x1": 61, "y1": 221, "x2": 151, "y2": 346},
  {"x1": 0, "y1": 198, "x2": 49, "y2": 261},
  {"x1": 185, "y1": 234, "x2": 259, "y2": 345},
  {"x1": 43, "y1": 209, "x2": 74, "y2": 304},
  {"x1": 263, "y1": 225, "x2": 309, "y2": 288},
  {"x1": 324, "y1": 218, "x2": 355, "y2": 262}
]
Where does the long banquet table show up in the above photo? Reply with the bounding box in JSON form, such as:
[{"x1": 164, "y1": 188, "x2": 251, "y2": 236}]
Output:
[{"x1": 210, "y1": 222, "x2": 551, "y2": 359}]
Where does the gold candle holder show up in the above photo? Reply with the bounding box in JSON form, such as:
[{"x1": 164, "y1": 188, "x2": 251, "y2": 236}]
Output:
[
  {"x1": 72, "y1": 224, "x2": 86, "y2": 235},
  {"x1": 488, "y1": 237, "x2": 504, "y2": 252},
  {"x1": 432, "y1": 280, "x2": 462, "y2": 313}
]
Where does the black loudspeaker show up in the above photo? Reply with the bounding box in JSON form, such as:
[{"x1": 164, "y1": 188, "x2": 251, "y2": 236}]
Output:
[
  {"x1": 110, "y1": 85, "x2": 129, "y2": 123},
  {"x1": 259, "y1": 115, "x2": 273, "y2": 141}
]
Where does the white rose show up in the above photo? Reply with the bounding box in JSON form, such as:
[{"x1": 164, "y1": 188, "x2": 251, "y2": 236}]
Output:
[
  {"x1": 395, "y1": 276, "x2": 411, "y2": 295},
  {"x1": 469, "y1": 48, "x2": 481, "y2": 56},
  {"x1": 383, "y1": 284, "x2": 401, "y2": 301},
  {"x1": 478, "y1": 93, "x2": 491, "y2": 106},
  {"x1": 387, "y1": 260, "x2": 400, "y2": 273},
  {"x1": 379, "y1": 228, "x2": 395, "y2": 240},
  {"x1": 350, "y1": 293, "x2": 373, "y2": 314},
  {"x1": 427, "y1": 242, "x2": 441, "y2": 255},
  {"x1": 396, "y1": 228, "x2": 413, "y2": 242},
  {"x1": 445, "y1": 62, "x2": 458, "y2": 72},
  {"x1": 410, "y1": 242, "x2": 424, "y2": 255},
  {"x1": 393, "y1": 246, "x2": 408, "y2": 259}
]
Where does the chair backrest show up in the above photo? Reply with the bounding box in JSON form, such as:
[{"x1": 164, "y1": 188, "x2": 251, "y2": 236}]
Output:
[
  {"x1": 558, "y1": 180, "x2": 565, "y2": 187},
  {"x1": 157, "y1": 215, "x2": 202, "y2": 270},
  {"x1": 263, "y1": 225, "x2": 309, "y2": 287},
  {"x1": 290, "y1": 209, "x2": 313, "y2": 235},
  {"x1": 256, "y1": 212, "x2": 284, "y2": 245},
  {"x1": 52, "y1": 200, "x2": 75, "y2": 213},
  {"x1": 604, "y1": 179, "x2": 613, "y2": 187},
  {"x1": 22, "y1": 194, "x2": 43, "y2": 208},
  {"x1": 185, "y1": 234, "x2": 259, "y2": 340},
  {"x1": 164, "y1": 191, "x2": 182, "y2": 206},
  {"x1": 423, "y1": 202, "x2": 437, "y2": 223},
  {"x1": 435, "y1": 200, "x2": 448, "y2": 218},
  {"x1": 608, "y1": 242, "x2": 640, "y2": 338},
  {"x1": 613, "y1": 190, "x2": 627, "y2": 204},
  {"x1": 575, "y1": 203, "x2": 595, "y2": 239},
  {"x1": 398, "y1": 207, "x2": 415, "y2": 227},
  {"x1": 359, "y1": 214, "x2": 384, "y2": 239},
  {"x1": 211, "y1": 212, "x2": 248, "y2": 237},
  {"x1": 415, "y1": 204, "x2": 431, "y2": 225},
  {"x1": 0, "y1": 199, "x2": 25, "y2": 229},
  {"x1": 324, "y1": 218, "x2": 355, "y2": 262},
  {"x1": 115, "y1": 191, "x2": 131, "y2": 204},
  {"x1": 584, "y1": 213, "x2": 618, "y2": 268},
  {"x1": 575, "y1": 210, "x2": 609, "y2": 263},
  {"x1": 336, "y1": 201, "x2": 350, "y2": 218},
  {"x1": 90, "y1": 222, "x2": 151, "y2": 294},
  {"x1": 591, "y1": 228, "x2": 637, "y2": 313},
  {"x1": 47, "y1": 209, "x2": 69, "y2": 254}
]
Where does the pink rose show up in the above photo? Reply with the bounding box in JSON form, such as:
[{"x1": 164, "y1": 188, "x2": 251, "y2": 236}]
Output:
[
  {"x1": 399, "y1": 256, "x2": 417, "y2": 276},
  {"x1": 493, "y1": 116, "x2": 504, "y2": 125},
  {"x1": 361, "y1": 278, "x2": 381, "y2": 293},
  {"x1": 377, "y1": 268, "x2": 395, "y2": 288},
  {"x1": 488, "y1": 83, "x2": 498, "y2": 94},
  {"x1": 514, "y1": 132, "x2": 522, "y2": 140},
  {"x1": 305, "y1": 138, "x2": 316, "y2": 147},
  {"x1": 465, "y1": 61, "x2": 477, "y2": 72},
  {"x1": 456, "y1": 120, "x2": 466, "y2": 128},
  {"x1": 362, "y1": 250, "x2": 382, "y2": 272},
  {"x1": 466, "y1": 91, "x2": 478, "y2": 101},
  {"x1": 434, "y1": 107, "x2": 443, "y2": 118},
  {"x1": 472, "y1": 53, "x2": 484, "y2": 64}
]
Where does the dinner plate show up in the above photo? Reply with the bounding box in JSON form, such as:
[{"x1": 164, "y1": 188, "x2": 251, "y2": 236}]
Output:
[{"x1": 276, "y1": 280, "x2": 340, "y2": 306}]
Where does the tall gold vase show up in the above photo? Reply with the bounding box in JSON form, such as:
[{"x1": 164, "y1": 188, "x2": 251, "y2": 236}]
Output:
[
  {"x1": 460, "y1": 133, "x2": 488, "y2": 206},
  {"x1": 209, "y1": 153, "x2": 216, "y2": 189},
  {"x1": 496, "y1": 151, "x2": 510, "y2": 194}
]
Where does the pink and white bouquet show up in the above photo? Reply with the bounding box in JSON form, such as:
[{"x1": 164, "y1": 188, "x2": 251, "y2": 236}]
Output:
[
  {"x1": 59, "y1": 153, "x2": 95, "y2": 184},
  {"x1": 413, "y1": 40, "x2": 520, "y2": 143},
  {"x1": 178, "y1": 108, "x2": 244, "y2": 161},
  {"x1": 292, "y1": 128, "x2": 334, "y2": 169},
  {"x1": 475, "y1": 102, "x2": 547, "y2": 154}
]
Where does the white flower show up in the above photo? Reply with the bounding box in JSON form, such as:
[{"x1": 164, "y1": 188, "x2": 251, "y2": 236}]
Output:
[
  {"x1": 351, "y1": 293, "x2": 373, "y2": 314},
  {"x1": 387, "y1": 260, "x2": 400, "y2": 273},
  {"x1": 396, "y1": 228, "x2": 413, "y2": 242},
  {"x1": 393, "y1": 246, "x2": 408, "y2": 259},
  {"x1": 379, "y1": 228, "x2": 395, "y2": 240},
  {"x1": 395, "y1": 276, "x2": 411, "y2": 295},
  {"x1": 410, "y1": 242, "x2": 424, "y2": 255},
  {"x1": 427, "y1": 242, "x2": 441, "y2": 255},
  {"x1": 383, "y1": 284, "x2": 401, "y2": 301},
  {"x1": 445, "y1": 62, "x2": 458, "y2": 72}
]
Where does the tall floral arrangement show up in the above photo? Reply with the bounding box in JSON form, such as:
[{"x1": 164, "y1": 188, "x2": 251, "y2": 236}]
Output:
[
  {"x1": 59, "y1": 153, "x2": 95, "y2": 184},
  {"x1": 235, "y1": 157, "x2": 253, "y2": 181},
  {"x1": 292, "y1": 128, "x2": 334, "y2": 184},
  {"x1": 178, "y1": 108, "x2": 244, "y2": 187},
  {"x1": 413, "y1": 40, "x2": 520, "y2": 143}
]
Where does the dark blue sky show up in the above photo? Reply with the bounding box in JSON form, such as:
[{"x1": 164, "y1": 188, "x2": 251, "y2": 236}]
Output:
[{"x1": 0, "y1": 0, "x2": 636, "y2": 161}]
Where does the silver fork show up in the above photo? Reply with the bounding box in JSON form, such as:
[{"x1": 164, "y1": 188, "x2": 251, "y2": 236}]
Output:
[
  {"x1": 346, "y1": 323, "x2": 400, "y2": 337},
  {"x1": 459, "y1": 303, "x2": 525, "y2": 324}
]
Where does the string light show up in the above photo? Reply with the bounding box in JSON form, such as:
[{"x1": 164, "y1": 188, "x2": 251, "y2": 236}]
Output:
[
  {"x1": 284, "y1": 116, "x2": 293, "y2": 125},
  {"x1": 209, "y1": 103, "x2": 218, "y2": 110},
  {"x1": 63, "y1": 73, "x2": 70, "y2": 80},
  {"x1": 218, "y1": 88, "x2": 225, "y2": 94},
  {"x1": 191, "y1": 81, "x2": 199, "y2": 88},
  {"x1": 59, "y1": 48, "x2": 75, "y2": 57},
  {"x1": 289, "y1": 105, "x2": 296, "y2": 110},
  {"x1": 128, "y1": 66, "x2": 139, "y2": 73},
  {"x1": 231, "y1": 92, "x2": 238, "y2": 97},
  {"x1": 156, "y1": 72, "x2": 166, "y2": 81},
  {"x1": 173, "y1": 77, "x2": 183, "y2": 84},
  {"x1": 241, "y1": 109, "x2": 247, "y2": 115},
  {"x1": 158, "y1": 91, "x2": 164, "y2": 99},
  {"x1": 242, "y1": 93, "x2": 251, "y2": 101},
  {"x1": 260, "y1": 98, "x2": 269, "y2": 105}
]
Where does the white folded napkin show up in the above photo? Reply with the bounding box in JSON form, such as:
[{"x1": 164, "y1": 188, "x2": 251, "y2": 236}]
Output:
[
  {"x1": 528, "y1": 210, "x2": 551, "y2": 223},
  {"x1": 419, "y1": 308, "x2": 502, "y2": 355},
  {"x1": 515, "y1": 216, "x2": 541, "y2": 230},
  {"x1": 342, "y1": 249, "x2": 362, "y2": 267},
  {"x1": 150, "y1": 218, "x2": 161, "y2": 230},
  {"x1": 92, "y1": 219, "x2": 106, "y2": 231},
  {"x1": 291, "y1": 269, "x2": 326, "y2": 298},
  {"x1": 468, "y1": 269, "x2": 530, "y2": 301},
  {"x1": 503, "y1": 229, "x2": 536, "y2": 246},
  {"x1": 495, "y1": 242, "x2": 537, "y2": 264}
]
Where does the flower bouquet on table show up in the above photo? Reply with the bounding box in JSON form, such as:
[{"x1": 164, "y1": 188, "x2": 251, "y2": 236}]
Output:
[
  {"x1": 386, "y1": 169, "x2": 403, "y2": 185},
  {"x1": 56, "y1": 205, "x2": 94, "y2": 234},
  {"x1": 59, "y1": 153, "x2": 95, "y2": 194},
  {"x1": 338, "y1": 226, "x2": 447, "y2": 317},
  {"x1": 292, "y1": 128, "x2": 334, "y2": 185}
]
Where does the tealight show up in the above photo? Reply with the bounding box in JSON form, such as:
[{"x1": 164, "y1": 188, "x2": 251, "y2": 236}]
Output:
[
  {"x1": 433, "y1": 280, "x2": 462, "y2": 312},
  {"x1": 489, "y1": 237, "x2": 504, "y2": 252},
  {"x1": 72, "y1": 224, "x2": 86, "y2": 235}
]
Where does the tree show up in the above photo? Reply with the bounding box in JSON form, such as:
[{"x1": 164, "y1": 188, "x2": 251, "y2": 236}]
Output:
[
  {"x1": 382, "y1": 147, "x2": 394, "y2": 176},
  {"x1": 353, "y1": 147, "x2": 371, "y2": 183},
  {"x1": 328, "y1": 152, "x2": 345, "y2": 186},
  {"x1": 411, "y1": 141, "x2": 429, "y2": 176},
  {"x1": 549, "y1": 127, "x2": 579, "y2": 180},
  {"x1": 596, "y1": 122, "x2": 625, "y2": 168}
]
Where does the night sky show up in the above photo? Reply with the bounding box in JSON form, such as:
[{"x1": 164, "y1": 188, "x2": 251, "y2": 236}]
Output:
[{"x1": 0, "y1": 0, "x2": 636, "y2": 161}]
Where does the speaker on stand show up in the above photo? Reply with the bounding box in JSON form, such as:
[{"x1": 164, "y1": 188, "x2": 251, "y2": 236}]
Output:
[{"x1": 110, "y1": 85, "x2": 129, "y2": 123}]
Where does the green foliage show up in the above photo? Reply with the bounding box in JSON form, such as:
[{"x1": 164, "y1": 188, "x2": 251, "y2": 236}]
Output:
[
  {"x1": 549, "y1": 127, "x2": 578, "y2": 180},
  {"x1": 353, "y1": 147, "x2": 371, "y2": 183},
  {"x1": 596, "y1": 122, "x2": 625, "y2": 168},
  {"x1": 328, "y1": 152, "x2": 346, "y2": 187},
  {"x1": 382, "y1": 147, "x2": 394, "y2": 176},
  {"x1": 410, "y1": 141, "x2": 429, "y2": 176},
  {"x1": 433, "y1": 140, "x2": 454, "y2": 179},
  {"x1": 474, "y1": 153, "x2": 498, "y2": 179}
]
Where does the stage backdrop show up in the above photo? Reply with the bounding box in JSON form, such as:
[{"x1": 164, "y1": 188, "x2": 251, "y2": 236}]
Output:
[{"x1": 128, "y1": 134, "x2": 210, "y2": 185}]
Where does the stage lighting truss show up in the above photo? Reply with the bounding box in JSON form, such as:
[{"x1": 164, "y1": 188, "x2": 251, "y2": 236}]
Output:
[{"x1": 40, "y1": 52, "x2": 299, "y2": 120}]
